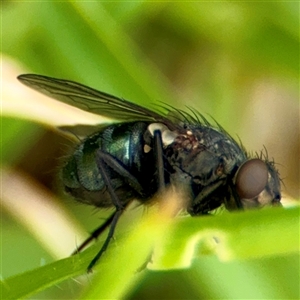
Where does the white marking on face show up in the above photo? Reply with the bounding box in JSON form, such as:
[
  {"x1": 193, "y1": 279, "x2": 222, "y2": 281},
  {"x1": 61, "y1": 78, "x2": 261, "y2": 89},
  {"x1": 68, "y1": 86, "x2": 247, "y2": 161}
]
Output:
[{"x1": 257, "y1": 188, "x2": 273, "y2": 206}]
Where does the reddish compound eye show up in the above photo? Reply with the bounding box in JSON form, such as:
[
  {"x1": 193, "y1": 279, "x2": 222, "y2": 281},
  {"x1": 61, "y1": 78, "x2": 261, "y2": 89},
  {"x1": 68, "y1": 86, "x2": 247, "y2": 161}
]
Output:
[{"x1": 235, "y1": 159, "x2": 268, "y2": 199}]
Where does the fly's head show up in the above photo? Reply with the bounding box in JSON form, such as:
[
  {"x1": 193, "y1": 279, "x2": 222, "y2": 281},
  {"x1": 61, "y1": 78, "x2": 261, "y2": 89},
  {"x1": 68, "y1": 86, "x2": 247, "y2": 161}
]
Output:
[
  {"x1": 187, "y1": 156, "x2": 282, "y2": 216},
  {"x1": 233, "y1": 157, "x2": 281, "y2": 209}
]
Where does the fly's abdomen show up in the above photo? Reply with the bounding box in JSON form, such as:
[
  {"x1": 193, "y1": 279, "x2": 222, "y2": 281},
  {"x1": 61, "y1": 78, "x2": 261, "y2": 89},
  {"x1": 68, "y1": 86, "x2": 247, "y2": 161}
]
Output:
[{"x1": 61, "y1": 122, "x2": 153, "y2": 207}]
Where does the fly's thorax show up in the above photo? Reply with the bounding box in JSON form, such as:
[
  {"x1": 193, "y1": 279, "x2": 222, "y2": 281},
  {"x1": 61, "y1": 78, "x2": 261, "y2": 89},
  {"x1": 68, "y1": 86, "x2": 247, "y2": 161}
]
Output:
[
  {"x1": 165, "y1": 125, "x2": 246, "y2": 185},
  {"x1": 156, "y1": 124, "x2": 245, "y2": 215}
]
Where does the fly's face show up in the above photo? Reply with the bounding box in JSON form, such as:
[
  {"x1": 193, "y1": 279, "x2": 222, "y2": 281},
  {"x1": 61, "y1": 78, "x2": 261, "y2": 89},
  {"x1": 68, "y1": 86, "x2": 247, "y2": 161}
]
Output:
[
  {"x1": 185, "y1": 156, "x2": 281, "y2": 215},
  {"x1": 234, "y1": 158, "x2": 281, "y2": 209}
]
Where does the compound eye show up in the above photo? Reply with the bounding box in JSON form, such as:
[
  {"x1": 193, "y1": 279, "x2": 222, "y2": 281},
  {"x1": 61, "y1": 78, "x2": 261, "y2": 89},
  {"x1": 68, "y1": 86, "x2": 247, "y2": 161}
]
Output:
[{"x1": 235, "y1": 159, "x2": 268, "y2": 199}]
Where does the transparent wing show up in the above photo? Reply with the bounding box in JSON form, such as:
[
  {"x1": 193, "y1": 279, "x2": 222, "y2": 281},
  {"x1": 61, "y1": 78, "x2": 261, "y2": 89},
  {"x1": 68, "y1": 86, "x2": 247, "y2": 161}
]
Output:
[
  {"x1": 58, "y1": 124, "x2": 110, "y2": 138},
  {"x1": 17, "y1": 74, "x2": 172, "y2": 124}
]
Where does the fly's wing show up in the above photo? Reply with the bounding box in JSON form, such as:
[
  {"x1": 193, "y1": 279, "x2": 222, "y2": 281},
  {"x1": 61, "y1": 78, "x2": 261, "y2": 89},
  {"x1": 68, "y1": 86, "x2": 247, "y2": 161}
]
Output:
[
  {"x1": 59, "y1": 124, "x2": 110, "y2": 138},
  {"x1": 17, "y1": 74, "x2": 176, "y2": 128}
]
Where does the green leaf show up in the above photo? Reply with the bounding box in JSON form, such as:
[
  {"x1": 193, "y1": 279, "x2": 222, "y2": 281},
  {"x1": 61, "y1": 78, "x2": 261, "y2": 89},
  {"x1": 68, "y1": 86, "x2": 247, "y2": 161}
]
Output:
[
  {"x1": 153, "y1": 206, "x2": 299, "y2": 269},
  {"x1": 2, "y1": 206, "x2": 298, "y2": 299}
]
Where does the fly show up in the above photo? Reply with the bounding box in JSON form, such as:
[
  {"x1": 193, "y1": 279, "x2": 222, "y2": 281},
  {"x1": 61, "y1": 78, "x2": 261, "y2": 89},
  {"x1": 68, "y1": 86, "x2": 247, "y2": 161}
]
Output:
[{"x1": 17, "y1": 74, "x2": 282, "y2": 272}]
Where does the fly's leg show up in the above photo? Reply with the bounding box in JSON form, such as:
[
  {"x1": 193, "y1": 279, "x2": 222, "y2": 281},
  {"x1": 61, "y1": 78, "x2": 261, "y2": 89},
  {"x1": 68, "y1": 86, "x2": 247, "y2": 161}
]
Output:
[
  {"x1": 97, "y1": 151, "x2": 144, "y2": 196},
  {"x1": 71, "y1": 211, "x2": 116, "y2": 255},
  {"x1": 136, "y1": 129, "x2": 165, "y2": 271},
  {"x1": 228, "y1": 180, "x2": 244, "y2": 210},
  {"x1": 153, "y1": 129, "x2": 165, "y2": 192},
  {"x1": 87, "y1": 210, "x2": 123, "y2": 272},
  {"x1": 86, "y1": 150, "x2": 144, "y2": 272}
]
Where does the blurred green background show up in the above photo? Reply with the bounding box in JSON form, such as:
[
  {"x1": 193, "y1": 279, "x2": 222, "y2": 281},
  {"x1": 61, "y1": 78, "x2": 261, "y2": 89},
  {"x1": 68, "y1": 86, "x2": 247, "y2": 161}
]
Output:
[{"x1": 1, "y1": 2, "x2": 299, "y2": 299}]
